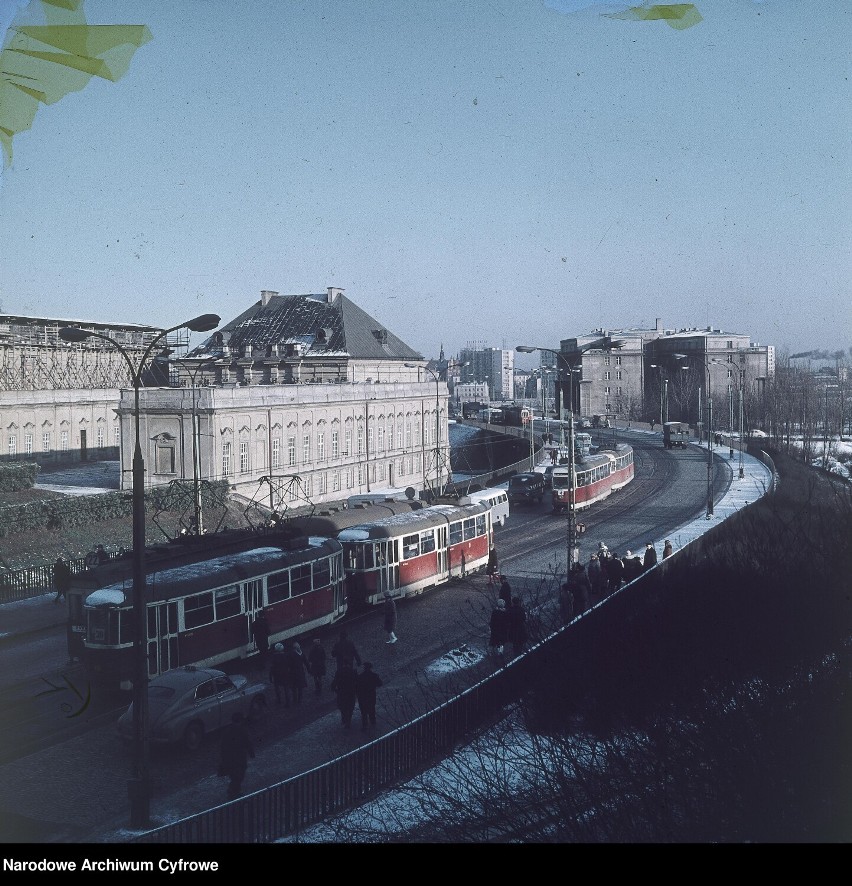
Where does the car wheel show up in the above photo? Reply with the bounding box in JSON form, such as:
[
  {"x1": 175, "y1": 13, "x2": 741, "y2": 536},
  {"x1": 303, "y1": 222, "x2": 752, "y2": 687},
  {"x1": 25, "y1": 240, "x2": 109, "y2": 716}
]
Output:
[
  {"x1": 248, "y1": 695, "x2": 267, "y2": 723},
  {"x1": 183, "y1": 721, "x2": 204, "y2": 751}
]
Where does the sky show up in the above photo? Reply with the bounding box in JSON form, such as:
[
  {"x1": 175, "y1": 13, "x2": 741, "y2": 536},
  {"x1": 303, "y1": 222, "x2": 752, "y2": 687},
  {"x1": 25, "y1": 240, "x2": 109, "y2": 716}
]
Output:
[{"x1": 0, "y1": 0, "x2": 849, "y2": 370}]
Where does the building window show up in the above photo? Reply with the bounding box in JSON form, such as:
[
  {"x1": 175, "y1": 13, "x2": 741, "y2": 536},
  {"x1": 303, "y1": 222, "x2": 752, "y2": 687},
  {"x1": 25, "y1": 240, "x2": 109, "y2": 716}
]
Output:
[
  {"x1": 239, "y1": 441, "x2": 249, "y2": 473},
  {"x1": 287, "y1": 436, "x2": 296, "y2": 466},
  {"x1": 156, "y1": 443, "x2": 176, "y2": 474},
  {"x1": 357, "y1": 463, "x2": 364, "y2": 486},
  {"x1": 114, "y1": 427, "x2": 120, "y2": 448},
  {"x1": 615, "y1": 355, "x2": 622, "y2": 366},
  {"x1": 317, "y1": 473, "x2": 326, "y2": 495},
  {"x1": 604, "y1": 371, "x2": 611, "y2": 380},
  {"x1": 345, "y1": 429, "x2": 352, "y2": 457},
  {"x1": 617, "y1": 386, "x2": 623, "y2": 395},
  {"x1": 331, "y1": 430, "x2": 339, "y2": 458},
  {"x1": 604, "y1": 356, "x2": 611, "y2": 366},
  {"x1": 616, "y1": 371, "x2": 622, "y2": 380},
  {"x1": 317, "y1": 432, "x2": 325, "y2": 462},
  {"x1": 397, "y1": 423, "x2": 404, "y2": 449},
  {"x1": 272, "y1": 438, "x2": 281, "y2": 469},
  {"x1": 24, "y1": 433, "x2": 33, "y2": 455},
  {"x1": 727, "y1": 341, "x2": 733, "y2": 349},
  {"x1": 407, "y1": 456, "x2": 413, "y2": 475},
  {"x1": 378, "y1": 462, "x2": 385, "y2": 482},
  {"x1": 60, "y1": 431, "x2": 69, "y2": 451},
  {"x1": 604, "y1": 386, "x2": 611, "y2": 395},
  {"x1": 222, "y1": 442, "x2": 233, "y2": 477},
  {"x1": 332, "y1": 472, "x2": 340, "y2": 492},
  {"x1": 96, "y1": 428, "x2": 104, "y2": 449},
  {"x1": 43, "y1": 432, "x2": 51, "y2": 453},
  {"x1": 302, "y1": 434, "x2": 311, "y2": 464},
  {"x1": 368, "y1": 427, "x2": 374, "y2": 453},
  {"x1": 387, "y1": 420, "x2": 393, "y2": 450},
  {"x1": 357, "y1": 425, "x2": 364, "y2": 455},
  {"x1": 8, "y1": 435, "x2": 17, "y2": 458},
  {"x1": 405, "y1": 422, "x2": 412, "y2": 448}
]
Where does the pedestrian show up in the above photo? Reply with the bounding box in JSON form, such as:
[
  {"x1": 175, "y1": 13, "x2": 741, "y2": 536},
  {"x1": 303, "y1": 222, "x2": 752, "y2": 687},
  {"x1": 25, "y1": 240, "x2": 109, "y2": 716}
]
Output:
[
  {"x1": 268, "y1": 641, "x2": 288, "y2": 704},
  {"x1": 383, "y1": 591, "x2": 398, "y2": 644},
  {"x1": 218, "y1": 711, "x2": 255, "y2": 801},
  {"x1": 251, "y1": 611, "x2": 271, "y2": 667},
  {"x1": 508, "y1": 596, "x2": 528, "y2": 656},
  {"x1": 355, "y1": 661, "x2": 383, "y2": 730},
  {"x1": 587, "y1": 554, "x2": 607, "y2": 600},
  {"x1": 486, "y1": 545, "x2": 499, "y2": 585},
  {"x1": 498, "y1": 575, "x2": 513, "y2": 608},
  {"x1": 53, "y1": 556, "x2": 71, "y2": 604},
  {"x1": 283, "y1": 640, "x2": 309, "y2": 706},
  {"x1": 307, "y1": 638, "x2": 327, "y2": 696},
  {"x1": 95, "y1": 544, "x2": 109, "y2": 565},
  {"x1": 663, "y1": 539, "x2": 673, "y2": 559},
  {"x1": 559, "y1": 580, "x2": 575, "y2": 624},
  {"x1": 643, "y1": 541, "x2": 658, "y2": 570},
  {"x1": 330, "y1": 665, "x2": 358, "y2": 729},
  {"x1": 571, "y1": 562, "x2": 592, "y2": 613},
  {"x1": 488, "y1": 598, "x2": 510, "y2": 656},
  {"x1": 331, "y1": 629, "x2": 362, "y2": 671},
  {"x1": 605, "y1": 552, "x2": 625, "y2": 595},
  {"x1": 622, "y1": 549, "x2": 643, "y2": 583}
]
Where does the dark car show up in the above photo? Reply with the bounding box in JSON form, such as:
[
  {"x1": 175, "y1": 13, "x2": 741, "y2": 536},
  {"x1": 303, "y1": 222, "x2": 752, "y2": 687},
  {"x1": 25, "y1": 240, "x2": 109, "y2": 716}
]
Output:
[
  {"x1": 117, "y1": 666, "x2": 268, "y2": 751},
  {"x1": 507, "y1": 472, "x2": 546, "y2": 505},
  {"x1": 540, "y1": 465, "x2": 556, "y2": 489}
]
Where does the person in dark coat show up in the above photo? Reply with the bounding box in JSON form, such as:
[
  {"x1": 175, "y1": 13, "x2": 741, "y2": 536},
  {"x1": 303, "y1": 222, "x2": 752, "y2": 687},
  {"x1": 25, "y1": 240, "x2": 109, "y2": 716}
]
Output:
[
  {"x1": 622, "y1": 550, "x2": 644, "y2": 583},
  {"x1": 53, "y1": 557, "x2": 71, "y2": 604},
  {"x1": 330, "y1": 666, "x2": 358, "y2": 729},
  {"x1": 486, "y1": 545, "x2": 499, "y2": 585},
  {"x1": 331, "y1": 629, "x2": 362, "y2": 671},
  {"x1": 605, "y1": 553, "x2": 625, "y2": 594},
  {"x1": 383, "y1": 592, "x2": 398, "y2": 644},
  {"x1": 559, "y1": 580, "x2": 575, "y2": 624},
  {"x1": 587, "y1": 554, "x2": 607, "y2": 600},
  {"x1": 488, "y1": 599, "x2": 510, "y2": 655},
  {"x1": 268, "y1": 642, "x2": 288, "y2": 704},
  {"x1": 498, "y1": 576, "x2": 513, "y2": 609},
  {"x1": 251, "y1": 611, "x2": 271, "y2": 667},
  {"x1": 283, "y1": 640, "x2": 309, "y2": 706},
  {"x1": 571, "y1": 562, "x2": 592, "y2": 613},
  {"x1": 218, "y1": 711, "x2": 255, "y2": 800},
  {"x1": 355, "y1": 662, "x2": 384, "y2": 730},
  {"x1": 508, "y1": 597, "x2": 528, "y2": 656},
  {"x1": 662, "y1": 539, "x2": 674, "y2": 559},
  {"x1": 307, "y1": 638, "x2": 327, "y2": 696},
  {"x1": 643, "y1": 542, "x2": 658, "y2": 570}
]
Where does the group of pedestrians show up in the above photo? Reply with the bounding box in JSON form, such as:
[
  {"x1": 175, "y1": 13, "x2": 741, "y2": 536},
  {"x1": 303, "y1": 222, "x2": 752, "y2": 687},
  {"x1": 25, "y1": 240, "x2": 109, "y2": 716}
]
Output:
[
  {"x1": 329, "y1": 629, "x2": 385, "y2": 730},
  {"x1": 488, "y1": 575, "x2": 528, "y2": 658},
  {"x1": 269, "y1": 638, "x2": 327, "y2": 705}
]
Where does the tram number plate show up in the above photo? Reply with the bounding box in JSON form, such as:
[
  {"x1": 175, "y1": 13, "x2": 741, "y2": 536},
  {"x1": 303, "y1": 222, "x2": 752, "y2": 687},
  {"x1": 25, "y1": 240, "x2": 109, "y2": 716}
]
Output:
[{"x1": 71, "y1": 625, "x2": 85, "y2": 633}]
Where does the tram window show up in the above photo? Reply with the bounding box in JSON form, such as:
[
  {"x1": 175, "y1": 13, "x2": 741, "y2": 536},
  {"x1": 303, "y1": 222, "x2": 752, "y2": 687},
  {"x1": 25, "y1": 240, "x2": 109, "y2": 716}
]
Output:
[
  {"x1": 463, "y1": 518, "x2": 476, "y2": 540},
  {"x1": 168, "y1": 602, "x2": 178, "y2": 633},
  {"x1": 291, "y1": 563, "x2": 312, "y2": 596},
  {"x1": 373, "y1": 544, "x2": 385, "y2": 566},
  {"x1": 118, "y1": 610, "x2": 133, "y2": 646},
  {"x1": 314, "y1": 558, "x2": 331, "y2": 588},
  {"x1": 147, "y1": 607, "x2": 157, "y2": 640},
  {"x1": 420, "y1": 529, "x2": 436, "y2": 554},
  {"x1": 267, "y1": 570, "x2": 290, "y2": 604},
  {"x1": 449, "y1": 522, "x2": 463, "y2": 545},
  {"x1": 215, "y1": 585, "x2": 241, "y2": 619},
  {"x1": 184, "y1": 592, "x2": 215, "y2": 629},
  {"x1": 476, "y1": 514, "x2": 486, "y2": 536},
  {"x1": 402, "y1": 534, "x2": 420, "y2": 559}
]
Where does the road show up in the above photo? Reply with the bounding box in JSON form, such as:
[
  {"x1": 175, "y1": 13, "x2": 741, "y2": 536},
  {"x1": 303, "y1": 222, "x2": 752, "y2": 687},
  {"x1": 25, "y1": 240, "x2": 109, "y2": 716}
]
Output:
[{"x1": 0, "y1": 430, "x2": 733, "y2": 842}]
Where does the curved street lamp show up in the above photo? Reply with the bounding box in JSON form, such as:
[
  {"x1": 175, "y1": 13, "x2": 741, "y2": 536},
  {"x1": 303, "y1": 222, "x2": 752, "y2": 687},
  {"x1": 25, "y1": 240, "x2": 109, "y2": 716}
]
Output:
[
  {"x1": 59, "y1": 313, "x2": 220, "y2": 828},
  {"x1": 516, "y1": 338, "x2": 624, "y2": 574}
]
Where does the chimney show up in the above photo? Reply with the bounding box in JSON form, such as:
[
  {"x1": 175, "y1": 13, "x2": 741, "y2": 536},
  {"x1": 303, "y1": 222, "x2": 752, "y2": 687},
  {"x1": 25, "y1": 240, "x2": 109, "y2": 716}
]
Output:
[
  {"x1": 327, "y1": 287, "x2": 344, "y2": 303},
  {"x1": 655, "y1": 318, "x2": 662, "y2": 331},
  {"x1": 260, "y1": 290, "x2": 278, "y2": 306}
]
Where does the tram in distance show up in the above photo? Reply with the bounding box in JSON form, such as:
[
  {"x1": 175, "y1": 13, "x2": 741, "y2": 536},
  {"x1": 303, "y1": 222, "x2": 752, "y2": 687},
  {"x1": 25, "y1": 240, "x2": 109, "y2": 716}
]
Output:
[
  {"x1": 67, "y1": 495, "x2": 497, "y2": 690},
  {"x1": 551, "y1": 442, "x2": 634, "y2": 513}
]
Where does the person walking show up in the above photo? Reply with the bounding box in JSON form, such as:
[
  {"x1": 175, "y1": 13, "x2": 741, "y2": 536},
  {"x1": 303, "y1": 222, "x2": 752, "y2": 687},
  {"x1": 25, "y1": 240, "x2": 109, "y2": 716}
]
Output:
[
  {"x1": 559, "y1": 579, "x2": 575, "y2": 624},
  {"x1": 331, "y1": 629, "x2": 362, "y2": 671},
  {"x1": 53, "y1": 556, "x2": 71, "y2": 604},
  {"x1": 218, "y1": 711, "x2": 255, "y2": 801},
  {"x1": 268, "y1": 642, "x2": 288, "y2": 704},
  {"x1": 283, "y1": 640, "x2": 309, "y2": 706},
  {"x1": 663, "y1": 539, "x2": 674, "y2": 559},
  {"x1": 355, "y1": 662, "x2": 383, "y2": 730},
  {"x1": 508, "y1": 596, "x2": 528, "y2": 657},
  {"x1": 383, "y1": 591, "x2": 398, "y2": 644},
  {"x1": 622, "y1": 550, "x2": 643, "y2": 584},
  {"x1": 643, "y1": 541, "x2": 658, "y2": 570},
  {"x1": 498, "y1": 576, "x2": 513, "y2": 609},
  {"x1": 251, "y1": 611, "x2": 271, "y2": 667},
  {"x1": 307, "y1": 638, "x2": 327, "y2": 696},
  {"x1": 330, "y1": 665, "x2": 358, "y2": 729},
  {"x1": 587, "y1": 554, "x2": 606, "y2": 600},
  {"x1": 571, "y1": 562, "x2": 592, "y2": 613},
  {"x1": 488, "y1": 598, "x2": 510, "y2": 656},
  {"x1": 605, "y1": 553, "x2": 625, "y2": 595},
  {"x1": 486, "y1": 545, "x2": 499, "y2": 586}
]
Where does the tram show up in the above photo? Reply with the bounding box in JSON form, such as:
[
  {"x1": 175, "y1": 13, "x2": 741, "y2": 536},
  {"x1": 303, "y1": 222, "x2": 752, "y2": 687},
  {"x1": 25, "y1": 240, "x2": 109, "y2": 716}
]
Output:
[{"x1": 551, "y1": 442, "x2": 634, "y2": 513}]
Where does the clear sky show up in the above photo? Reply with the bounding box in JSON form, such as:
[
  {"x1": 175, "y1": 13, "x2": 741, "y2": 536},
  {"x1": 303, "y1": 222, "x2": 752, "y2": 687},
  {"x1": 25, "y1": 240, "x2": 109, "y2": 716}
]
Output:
[{"x1": 0, "y1": 0, "x2": 848, "y2": 367}]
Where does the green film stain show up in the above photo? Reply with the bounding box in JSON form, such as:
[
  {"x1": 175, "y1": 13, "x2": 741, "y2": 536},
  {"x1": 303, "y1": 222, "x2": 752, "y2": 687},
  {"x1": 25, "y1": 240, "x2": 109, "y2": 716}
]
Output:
[{"x1": 607, "y1": 4, "x2": 703, "y2": 30}]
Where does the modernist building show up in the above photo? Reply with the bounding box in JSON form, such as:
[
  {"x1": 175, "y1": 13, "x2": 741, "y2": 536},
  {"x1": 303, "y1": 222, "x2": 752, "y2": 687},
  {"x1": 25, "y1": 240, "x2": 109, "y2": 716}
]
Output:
[
  {"x1": 0, "y1": 313, "x2": 174, "y2": 465},
  {"x1": 458, "y1": 345, "x2": 514, "y2": 401},
  {"x1": 121, "y1": 289, "x2": 450, "y2": 510}
]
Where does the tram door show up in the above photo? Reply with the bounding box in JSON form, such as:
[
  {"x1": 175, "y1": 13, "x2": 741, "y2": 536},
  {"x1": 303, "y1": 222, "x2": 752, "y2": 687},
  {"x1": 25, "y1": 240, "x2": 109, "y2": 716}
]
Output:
[
  {"x1": 436, "y1": 525, "x2": 448, "y2": 579},
  {"x1": 374, "y1": 539, "x2": 399, "y2": 595},
  {"x1": 244, "y1": 579, "x2": 264, "y2": 652},
  {"x1": 148, "y1": 601, "x2": 178, "y2": 677}
]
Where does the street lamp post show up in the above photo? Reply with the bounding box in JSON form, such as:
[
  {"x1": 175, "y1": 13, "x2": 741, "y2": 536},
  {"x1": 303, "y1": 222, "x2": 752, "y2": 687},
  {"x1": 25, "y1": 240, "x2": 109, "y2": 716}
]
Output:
[
  {"x1": 517, "y1": 338, "x2": 624, "y2": 573},
  {"x1": 59, "y1": 313, "x2": 220, "y2": 829}
]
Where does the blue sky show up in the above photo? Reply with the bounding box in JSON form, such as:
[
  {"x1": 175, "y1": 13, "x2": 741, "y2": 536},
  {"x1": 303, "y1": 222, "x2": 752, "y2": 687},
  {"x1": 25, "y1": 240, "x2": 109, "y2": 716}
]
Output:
[{"x1": 0, "y1": 0, "x2": 848, "y2": 365}]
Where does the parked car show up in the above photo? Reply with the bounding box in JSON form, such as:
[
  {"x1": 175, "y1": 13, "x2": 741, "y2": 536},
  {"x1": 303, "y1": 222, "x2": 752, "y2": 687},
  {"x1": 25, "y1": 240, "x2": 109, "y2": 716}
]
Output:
[
  {"x1": 507, "y1": 472, "x2": 546, "y2": 505},
  {"x1": 117, "y1": 666, "x2": 268, "y2": 751}
]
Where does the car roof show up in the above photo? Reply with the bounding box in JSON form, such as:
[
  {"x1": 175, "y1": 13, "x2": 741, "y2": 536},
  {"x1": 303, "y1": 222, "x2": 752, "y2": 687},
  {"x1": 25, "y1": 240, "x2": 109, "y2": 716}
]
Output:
[{"x1": 150, "y1": 666, "x2": 227, "y2": 691}]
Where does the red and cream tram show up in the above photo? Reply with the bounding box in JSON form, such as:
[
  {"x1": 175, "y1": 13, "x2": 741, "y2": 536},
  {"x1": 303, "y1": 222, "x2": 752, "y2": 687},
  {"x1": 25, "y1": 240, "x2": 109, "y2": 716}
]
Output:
[{"x1": 551, "y1": 443, "x2": 634, "y2": 513}]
